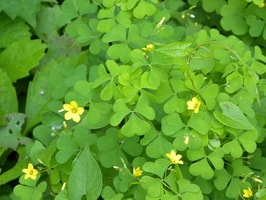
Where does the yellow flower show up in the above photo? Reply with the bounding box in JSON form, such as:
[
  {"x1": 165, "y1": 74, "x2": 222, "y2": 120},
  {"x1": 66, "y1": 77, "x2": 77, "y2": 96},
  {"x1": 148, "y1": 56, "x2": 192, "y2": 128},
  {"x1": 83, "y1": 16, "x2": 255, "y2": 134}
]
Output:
[
  {"x1": 22, "y1": 163, "x2": 38, "y2": 180},
  {"x1": 60, "y1": 101, "x2": 84, "y2": 123},
  {"x1": 243, "y1": 187, "x2": 253, "y2": 198},
  {"x1": 187, "y1": 97, "x2": 201, "y2": 113},
  {"x1": 141, "y1": 44, "x2": 154, "y2": 52},
  {"x1": 166, "y1": 150, "x2": 184, "y2": 165},
  {"x1": 133, "y1": 167, "x2": 143, "y2": 177}
]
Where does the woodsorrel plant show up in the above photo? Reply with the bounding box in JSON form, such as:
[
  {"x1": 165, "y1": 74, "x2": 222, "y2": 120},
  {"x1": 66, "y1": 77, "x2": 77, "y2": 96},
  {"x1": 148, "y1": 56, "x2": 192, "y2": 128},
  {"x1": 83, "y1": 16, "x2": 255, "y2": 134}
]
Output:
[{"x1": 0, "y1": 0, "x2": 266, "y2": 199}]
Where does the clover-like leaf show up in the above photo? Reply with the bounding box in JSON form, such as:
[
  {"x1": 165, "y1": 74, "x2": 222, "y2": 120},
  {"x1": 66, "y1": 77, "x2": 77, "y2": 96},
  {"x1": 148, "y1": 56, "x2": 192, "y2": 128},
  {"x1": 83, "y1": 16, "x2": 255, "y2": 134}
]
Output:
[
  {"x1": 133, "y1": 0, "x2": 156, "y2": 19},
  {"x1": 177, "y1": 179, "x2": 203, "y2": 200},
  {"x1": 141, "y1": 176, "x2": 163, "y2": 198},
  {"x1": 187, "y1": 148, "x2": 224, "y2": 180},
  {"x1": 143, "y1": 158, "x2": 169, "y2": 178},
  {"x1": 145, "y1": 133, "x2": 172, "y2": 158},
  {"x1": 55, "y1": 134, "x2": 78, "y2": 164},
  {"x1": 162, "y1": 113, "x2": 184, "y2": 136},
  {"x1": 220, "y1": 0, "x2": 248, "y2": 35},
  {"x1": 97, "y1": 128, "x2": 125, "y2": 168}
]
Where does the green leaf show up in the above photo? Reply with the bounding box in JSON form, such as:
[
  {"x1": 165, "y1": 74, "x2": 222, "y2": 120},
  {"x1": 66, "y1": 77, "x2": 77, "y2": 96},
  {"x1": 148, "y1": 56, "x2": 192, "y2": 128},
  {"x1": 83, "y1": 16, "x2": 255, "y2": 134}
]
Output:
[
  {"x1": 57, "y1": 0, "x2": 97, "y2": 27},
  {"x1": 145, "y1": 133, "x2": 172, "y2": 158},
  {"x1": 143, "y1": 158, "x2": 169, "y2": 178},
  {"x1": 0, "y1": 69, "x2": 18, "y2": 117},
  {"x1": 177, "y1": 179, "x2": 203, "y2": 200},
  {"x1": 121, "y1": 136, "x2": 143, "y2": 157},
  {"x1": 121, "y1": 113, "x2": 152, "y2": 136},
  {"x1": 220, "y1": 0, "x2": 248, "y2": 35},
  {"x1": 214, "y1": 168, "x2": 231, "y2": 191},
  {"x1": 173, "y1": 129, "x2": 203, "y2": 151},
  {"x1": 25, "y1": 55, "x2": 85, "y2": 132},
  {"x1": 133, "y1": 0, "x2": 157, "y2": 19},
  {"x1": 222, "y1": 139, "x2": 243, "y2": 158},
  {"x1": 86, "y1": 101, "x2": 112, "y2": 129},
  {"x1": 237, "y1": 130, "x2": 258, "y2": 153},
  {"x1": 0, "y1": 147, "x2": 28, "y2": 185},
  {"x1": 135, "y1": 95, "x2": 155, "y2": 120},
  {"x1": 68, "y1": 145, "x2": 102, "y2": 200},
  {"x1": 107, "y1": 43, "x2": 131, "y2": 63},
  {"x1": 0, "y1": 13, "x2": 30, "y2": 48},
  {"x1": 0, "y1": 39, "x2": 46, "y2": 82},
  {"x1": 35, "y1": 5, "x2": 61, "y2": 40},
  {"x1": 0, "y1": 113, "x2": 27, "y2": 149},
  {"x1": 110, "y1": 99, "x2": 131, "y2": 126},
  {"x1": 97, "y1": 128, "x2": 125, "y2": 168},
  {"x1": 155, "y1": 42, "x2": 191, "y2": 57},
  {"x1": 0, "y1": 0, "x2": 41, "y2": 27},
  {"x1": 141, "y1": 176, "x2": 163, "y2": 198},
  {"x1": 13, "y1": 181, "x2": 47, "y2": 200},
  {"x1": 214, "y1": 101, "x2": 255, "y2": 130},
  {"x1": 188, "y1": 112, "x2": 211, "y2": 135},
  {"x1": 102, "y1": 24, "x2": 127, "y2": 43},
  {"x1": 200, "y1": 83, "x2": 219, "y2": 110},
  {"x1": 55, "y1": 134, "x2": 78, "y2": 164},
  {"x1": 162, "y1": 113, "x2": 184, "y2": 136}
]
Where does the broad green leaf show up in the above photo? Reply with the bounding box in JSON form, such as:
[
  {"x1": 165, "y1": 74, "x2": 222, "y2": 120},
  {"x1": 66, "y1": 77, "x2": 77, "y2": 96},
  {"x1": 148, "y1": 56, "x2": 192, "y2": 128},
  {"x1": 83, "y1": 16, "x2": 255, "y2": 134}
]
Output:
[
  {"x1": 0, "y1": 69, "x2": 18, "y2": 118},
  {"x1": 68, "y1": 145, "x2": 102, "y2": 200},
  {"x1": 155, "y1": 42, "x2": 191, "y2": 57},
  {"x1": 25, "y1": 55, "x2": 86, "y2": 132},
  {"x1": 0, "y1": 147, "x2": 28, "y2": 185},
  {"x1": 214, "y1": 101, "x2": 255, "y2": 130},
  {"x1": 0, "y1": 13, "x2": 30, "y2": 48},
  {"x1": 0, "y1": 113, "x2": 27, "y2": 149},
  {"x1": 0, "y1": 39, "x2": 46, "y2": 82},
  {"x1": 35, "y1": 5, "x2": 61, "y2": 40},
  {"x1": 0, "y1": 0, "x2": 41, "y2": 27}
]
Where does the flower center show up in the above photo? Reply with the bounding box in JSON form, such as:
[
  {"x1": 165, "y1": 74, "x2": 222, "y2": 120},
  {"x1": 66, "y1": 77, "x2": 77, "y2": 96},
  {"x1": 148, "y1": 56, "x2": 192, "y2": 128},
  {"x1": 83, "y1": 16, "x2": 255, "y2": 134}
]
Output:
[
  {"x1": 71, "y1": 108, "x2": 78, "y2": 113},
  {"x1": 29, "y1": 170, "x2": 34, "y2": 175}
]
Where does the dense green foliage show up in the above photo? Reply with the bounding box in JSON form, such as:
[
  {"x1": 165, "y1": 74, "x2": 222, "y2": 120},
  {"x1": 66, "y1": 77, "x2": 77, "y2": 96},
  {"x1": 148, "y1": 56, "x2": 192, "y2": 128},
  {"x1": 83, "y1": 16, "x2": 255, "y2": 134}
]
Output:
[{"x1": 1, "y1": 0, "x2": 266, "y2": 199}]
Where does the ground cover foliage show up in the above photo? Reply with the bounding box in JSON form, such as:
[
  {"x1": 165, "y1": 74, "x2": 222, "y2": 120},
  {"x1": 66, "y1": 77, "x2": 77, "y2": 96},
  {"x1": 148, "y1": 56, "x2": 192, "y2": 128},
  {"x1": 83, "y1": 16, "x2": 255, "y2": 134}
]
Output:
[{"x1": 0, "y1": 0, "x2": 266, "y2": 199}]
